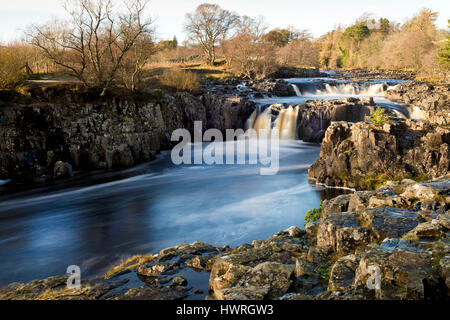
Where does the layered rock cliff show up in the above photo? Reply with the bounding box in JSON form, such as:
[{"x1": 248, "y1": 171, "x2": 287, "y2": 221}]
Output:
[{"x1": 0, "y1": 90, "x2": 256, "y2": 183}]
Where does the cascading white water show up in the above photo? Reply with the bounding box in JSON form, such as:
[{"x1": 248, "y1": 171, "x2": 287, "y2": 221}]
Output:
[
  {"x1": 246, "y1": 110, "x2": 258, "y2": 130},
  {"x1": 274, "y1": 106, "x2": 299, "y2": 140},
  {"x1": 321, "y1": 83, "x2": 358, "y2": 95},
  {"x1": 248, "y1": 106, "x2": 299, "y2": 140},
  {"x1": 252, "y1": 108, "x2": 272, "y2": 139},
  {"x1": 299, "y1": 82, "x2": 388, "y2": 96},
  {"x1": 362, "y1": 83, "x2": 387, "y2": 95},
  {"x1": 291, "y1": 84, "x2": 302, "y2": 97}
]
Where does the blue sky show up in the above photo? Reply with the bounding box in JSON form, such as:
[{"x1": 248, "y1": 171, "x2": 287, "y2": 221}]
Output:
[{"x1": 1, "y1": 0, "x2": 449, "y2": 43}]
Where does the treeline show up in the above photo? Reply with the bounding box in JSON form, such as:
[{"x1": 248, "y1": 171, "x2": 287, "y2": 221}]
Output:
[
  {"x1": 318, "y1": 10, "x2": 449, "y2": 78},
  {"x1": 180, "y1": 5, "x2": 449, "y2": 79},
  {"x1": 0, "y1": 1, "x2": 449, "y2": 92}
]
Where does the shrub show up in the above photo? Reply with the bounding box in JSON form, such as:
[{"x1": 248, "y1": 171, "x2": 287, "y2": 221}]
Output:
[
  {"x1": 0, "y1": 47, "x2": 26, "y2": 89},
  {"x1": 371, "y1": 107, "x2": 387, "y2": 126},
  {"x1": 304, "y1": 200, "x2": 323, "y2": 227},
  {"x1": 361, "y1": 173, "x2": 388, "y2": 190},
  {"x1": 159, "y1": 68, "x2": 201, "y2": 93}
]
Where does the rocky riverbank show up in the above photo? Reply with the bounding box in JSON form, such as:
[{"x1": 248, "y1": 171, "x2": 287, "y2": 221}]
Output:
[
  {"x1": 335, "y1": 69, "x2": 417, "y2": 80},
  {"x1": 385, "y1": 81, "x2": 449, "y2": 126},
  {"x1": 0, "y1": 88, "x2": 256, "y2": 183},
  {"x1": 0, "y1": 176, "x2": 448, "y2": 300}
]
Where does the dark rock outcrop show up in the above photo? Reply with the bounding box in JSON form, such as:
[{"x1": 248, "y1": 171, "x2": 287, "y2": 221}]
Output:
[
  {"x1": 336, "y1": 69, "x2": 416, "y2": 80},
  {"x1": 296, "y1": 97, "x2": 376, "y2": 143},
  {"x1": 308, "y1": 119, "x2": 450, "y2": 189},
  {"x1": 269, "y1": 67, "x2": 327, "y2": 79},
  {"x1": 248, "y1": 79, "x2": 296, "y2": 97},
  {"x1": 0, "y1": 91, "x2": 256, "y2": 183}
]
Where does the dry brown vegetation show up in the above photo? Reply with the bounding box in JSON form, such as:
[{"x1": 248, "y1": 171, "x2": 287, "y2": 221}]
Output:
[
  {"x1": 220, "y1": 16, "x2": 278, "y2": 78},
  {"x1": 104, "y1": 253, "x2": 154, "y2": 279},
  {"x1": 318, "y1": 9, "x2": 448, "y2": 79},
  {"x1": 0, "y1": 47, "x2": 27, "y2": 89},
  {"x1": 159, "y1": 67, "x2": 200, "y2": 93},
  {"x1": 184, "y1": 3, "x2": 239, "y2": 66},
  {"x1": 2, "y1": 3, "x2": 448, "y2": 94}
]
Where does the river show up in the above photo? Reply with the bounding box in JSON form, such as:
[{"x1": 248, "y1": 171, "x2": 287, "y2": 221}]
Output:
[{"x1": 0, "y1": 76, "x2": 407, "y2": 286}]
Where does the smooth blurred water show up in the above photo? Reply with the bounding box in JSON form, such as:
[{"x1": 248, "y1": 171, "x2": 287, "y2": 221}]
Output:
[{"x1": 0, "y1": 141, "x2": 346, "y2": 286}]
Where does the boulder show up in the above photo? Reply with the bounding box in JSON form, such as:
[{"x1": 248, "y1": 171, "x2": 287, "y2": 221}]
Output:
[
  {"x1": 321, "y1": 194, "x2": 351, "y2": 219},
  {"x1": 317, "y1": 212, "x2": 371, "y2": 253},
  {"x1": 284, "y1": 226, "x2": 303, "y2": 237},
  {"x1": 403, "y1": 221, "x2": 445, "y2": 240},
  {"x1": 328, "y1": 254, "x2": 360, "y2": 292},
  {"x1": 53, "y1": 161, "x2": 73, "y2": 178},
  {"x1": 359, "y1": 208, "x2": 423, "y2": 242},
  {"x1": 348, "y1": 191, "x2": 377, "y2": 212},
  {"x1": 401, "y1": 183, "x2": 440, "y2": 201},
  {"x1": 137, "y1": 263, "x2": 170, "y2": 277},
  {"x1": 354, "y1": 246, "x2": 440, "y2": 299},
  {"x1": 295, "y1": 257, "x2": 315, "y2": 277},
  {"x1": 240, "y1": 262, "x2": 294, "y2": 299},
  {"x1": 211, "y1": 261, "x2": 294, "y2": 300}
]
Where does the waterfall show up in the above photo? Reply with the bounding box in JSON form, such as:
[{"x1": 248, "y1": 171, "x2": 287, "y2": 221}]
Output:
[
  {"x1": 246, "y1": 110, "x2": 258, "y2": 130},
  {"x1": 312, "y1": 83, "x2": 387, "y2": 96},
  {"x1": 291, "y1": 84, "x2": 302, "y2": 96},
  {"x1": 247, "y1": 105, "x2": 299, "y2": 140},
  {"x1": 362, "y1": 83, "x2": 387, "y2": 95},
  {"x1": 275, "y1": 106, "x2": 299, "y2": 140},
  {"x1": 252, "y1": 108, "x2": 272, "y2": 139}
]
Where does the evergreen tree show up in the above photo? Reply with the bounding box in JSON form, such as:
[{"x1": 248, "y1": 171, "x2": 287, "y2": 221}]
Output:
[
  {"x1": 438, "y1": 20, "x2": 450, "y2": 71},
  {"x1": 172, "y1": 36, "x2": 178, "y2": 48}
]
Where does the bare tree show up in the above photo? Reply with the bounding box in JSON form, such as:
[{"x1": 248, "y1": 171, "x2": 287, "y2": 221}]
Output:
[
  {"x1": 27, "y1": 0, "x2": 154, "y2": 94},
  {"x1": 184, "y1": 3, "x2": 238, "y2": 65},
  {"x1": 119, "y1": 33, "x2": 155, "y2": 91},
  {"x1": 221, "y1": 16, "x2": 278, "y2": 79}
]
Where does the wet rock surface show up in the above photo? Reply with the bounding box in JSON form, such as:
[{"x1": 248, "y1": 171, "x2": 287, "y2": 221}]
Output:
[{"x1": 248, "y1": 79, "x2": 297, "y2": 97}]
